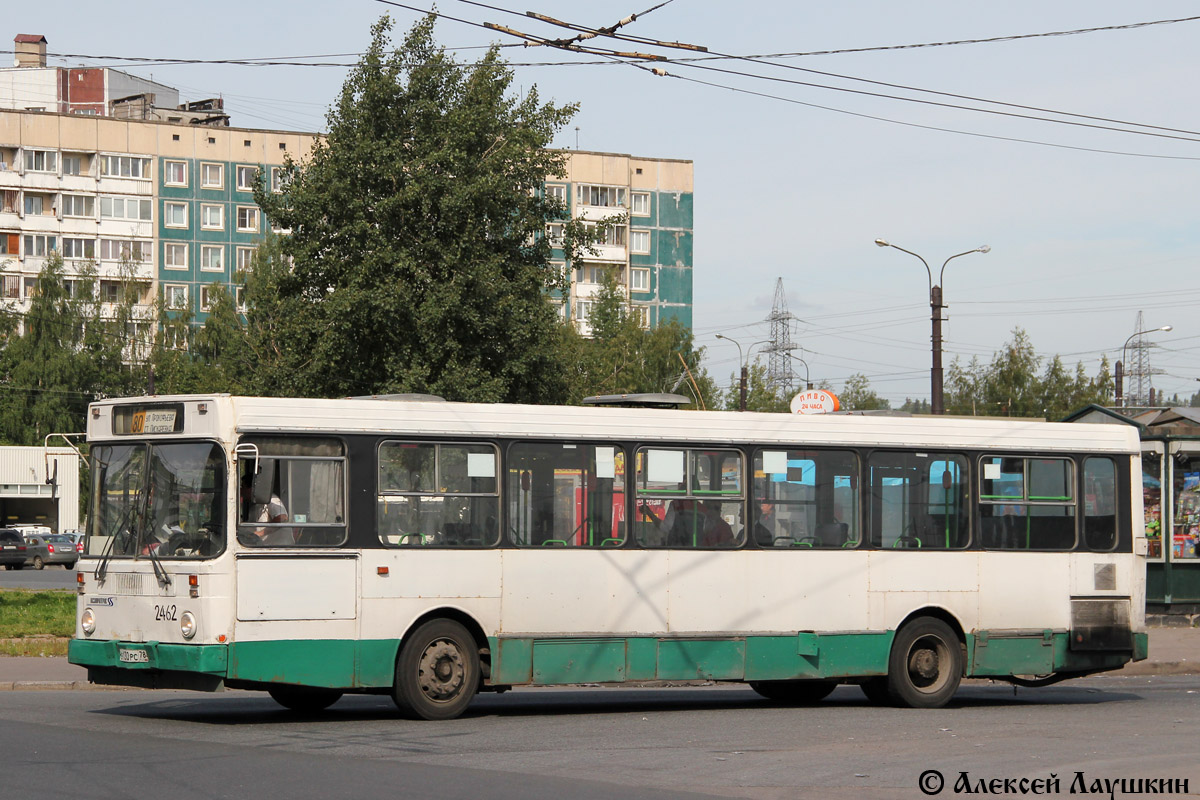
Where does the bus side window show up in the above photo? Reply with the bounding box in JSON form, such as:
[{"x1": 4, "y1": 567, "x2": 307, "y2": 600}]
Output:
[
  {"x1": 1083, "y1": 457, "x2": 1117, "y2": 551},
  {"x1": 507, "y1": 442, "x2": 626, "y2": 548},
  {"x1": 636, "y1": 448, "x2": 745, "y2": 549},
  {"x1": 377, "y1": 441, "x2": 499, "y2": 548}
]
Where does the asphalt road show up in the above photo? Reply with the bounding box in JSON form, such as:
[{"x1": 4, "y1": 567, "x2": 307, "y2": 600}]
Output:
[
  {"x1": 1, "y1": 677, "x2": 1197, "y2": 800},
  {"x1": 0, "y1": 563, "x2": 76, "y2": 589}
]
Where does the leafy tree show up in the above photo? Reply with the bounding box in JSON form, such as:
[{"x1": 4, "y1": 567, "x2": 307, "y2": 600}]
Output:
[
  {"x1": 0, "y1": 255, "x2": 130, "y2": 444},
  {"x1": 944, "y1": 328, "x2": 1112, "y2": 418},
  {"x1": 898, "y1": 397, "x2": 931, "y2": 414},
  {"x1": 839, "y1": 373, "x2": 889, "y2": 411},
  {"x1": 567, "y1": 272, "x2": 718, "y2": 408},
  {"x1": 721, "y1": 359, "x2": 789, "y2": 413},
  {"x1": 254, "y1": 14, "x2": 589, "y2": 402}
]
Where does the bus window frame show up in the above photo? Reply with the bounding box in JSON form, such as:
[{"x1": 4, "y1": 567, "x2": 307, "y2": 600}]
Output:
[
  {"x1": 634, "y1": 446, "x2": 747, "y2": 549},
  {"x1": 865, "y1": 449, "x2": 971, "y2": 551},
  {"x1": 235, "y1": 435, "x2": 349, "y2": 548},
  {"x1": 376, "y1": 439, "x2": 501, "y2": 549},
  {"x1": 978, "y1": 454, "x2": 1077, "y2": 552},
  {"x1": 505, "y1": 439, "x2": 628, "y2": 548}
]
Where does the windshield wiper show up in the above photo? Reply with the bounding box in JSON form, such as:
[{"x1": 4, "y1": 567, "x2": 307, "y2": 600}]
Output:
[
  {"x1": 142, "y1": 531, "x2": 172, "y2": 587},
  {"x1": 95, "y1": 500, "x2": 138, "y2": 584}
]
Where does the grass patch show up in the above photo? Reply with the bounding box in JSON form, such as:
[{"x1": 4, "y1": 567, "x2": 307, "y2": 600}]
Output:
[
  {"x1": 0, "y1": 589, "x2": 75, "y2": 639},
  {"x1": 0, "y1": 638, "x2": 69, "y2": 657}
]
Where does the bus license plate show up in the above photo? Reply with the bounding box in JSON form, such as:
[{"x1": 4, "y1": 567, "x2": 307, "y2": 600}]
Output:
[{"x1": 119, "y1": 649, "x2": 148, "y2": 663}]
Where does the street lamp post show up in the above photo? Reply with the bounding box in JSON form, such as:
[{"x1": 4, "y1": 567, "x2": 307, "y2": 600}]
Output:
[
  {"x1": 786, "y1": 352, "x2": 814, "y2": 390},
  {"x1": 1117, "y1": 325, "x2": 1173, "y2": 407},
  {"x1": 715, "y1": 334, "x2": 770, "y2": 411},
  {"x1": 874, "y1": 239, "x2": 990, "y2": 415}
]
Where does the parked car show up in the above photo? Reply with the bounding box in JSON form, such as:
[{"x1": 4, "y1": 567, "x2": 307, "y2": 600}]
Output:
[
  {"x1": 0, "y1": 528, "x2": 28, "y2": 570},
  {"x1": 40, "y1": 534, "x2": 79, "y2": 569}
]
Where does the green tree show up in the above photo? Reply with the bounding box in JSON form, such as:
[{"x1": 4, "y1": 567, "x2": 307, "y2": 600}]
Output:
[
  {"x1": 721, "y1": 359, "x2": 789, "y2": 412},
  {"x1": 839, "y1": 373, "x2": 889, "y2": 411},
  {"x1": 0, "y1": 255, "x2": 129, "y2": 444},
  {"x1": 254, "y1": 14, "x2": 586, "y2": 402},
  {"x1": 944, "y1": 328, "x2": 1113, "y2": 418},
  {"x1": 567, "y1": 271, "x2": 718, "y2": 408}
]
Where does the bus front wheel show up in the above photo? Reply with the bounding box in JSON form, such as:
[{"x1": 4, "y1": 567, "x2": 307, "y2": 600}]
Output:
[
  {"x1": 887, "y1": 617, "x2": 963, "y2": 709},
  {"x1": 393, "y1": 618, "x2": 480, "y2": 721}
]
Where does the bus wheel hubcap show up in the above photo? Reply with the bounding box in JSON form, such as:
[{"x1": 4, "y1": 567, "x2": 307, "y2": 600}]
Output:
[
  {"x1": 418, "y1": 640, "x2": 465, "y2": 700},
  {"x1": 909, "y1": 641, "x2": 941, "y2": 686}
]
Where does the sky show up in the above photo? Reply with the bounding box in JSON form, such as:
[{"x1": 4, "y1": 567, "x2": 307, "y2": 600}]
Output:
[{"x1": 8, "y1": 1, "x2": 1200, "y2": 408}]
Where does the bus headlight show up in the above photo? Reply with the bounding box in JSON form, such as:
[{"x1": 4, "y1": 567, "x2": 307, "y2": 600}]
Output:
[
  {"x1": 81, "y1": 608, "x2": 96, "y2": 636},
  {"x1": 180, "y1": 611, "x2": 197, "y2": 639}
]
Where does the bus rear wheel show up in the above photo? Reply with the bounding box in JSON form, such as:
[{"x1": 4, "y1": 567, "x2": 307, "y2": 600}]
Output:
[
  {"x1": 393, "y1": 618, "x2": 480, "y2": 721},
  {"x1": 749, "y1": 680, "x2": 837, "y2": 704},
  {"x1": 887, "y1": 618, "x2": 963, "y2": 709},
  {"x1": 267, "y1": 686, "x2": 343, "y2": 713}
]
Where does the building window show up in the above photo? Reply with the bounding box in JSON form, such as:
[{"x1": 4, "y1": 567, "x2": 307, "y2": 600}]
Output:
[
  {"x1": 101, "y1": 196, "x2": 152, "y2": 222},
  {"x1": 62, "y1": 155, "x2": 84, "y2": 176},
  {"x1": 631, "y1": 192, "x2": 650, "y2": 216},
  {"x1": 236, "y1": 246, "x2": 255, "y2": 272},
  {"x1": 235, "y1": 285, "x2": 246, "y2": 311},
  {"x1": 23, "y1": 195, "x2": 44, "y2": 216},
  {"x1": 23, "y1": 149, "x2": 57, "y2": 173},
  {"x1": 577, "y1": 184, "x2": 626, "y2": 209},
  {"x1": 235, "y1": 165, "x2": 256, "y2": 192},
  {"x1": 164, "y1": 201, "x2": 188, "y2": 228},
  {"x1": 61, "y1": 238, "x2": 95, "y2": 260},
  {"x1": 100, "y1": 155, "x2": 151, "y2": 179},
  {"x1": 576, "y1": 299, "x2": 594, "y2": 322},
  {"x1": 546, "y1": 223, "x2": 564, "y2": 247},
  {"x1": 630, "y1": 305, "x2": 650, "y2": 328},
  {"x1": 165, "y1": 284, "x2": 188, "y2": 309},
  {"x1": 587, "y1": 222, "x2": 626, "y2": 246},
  {"x1": 546, "y1": 184, "x2": 567, "y2": 209},
  {"x1": 100, "y1": 239, "x2": 149, "y2": 263},
  {"x1": 201, "y1": 162, "x2": 224, "y2": 189},
  {"x1": 270, "y1": 167, "x2": 291, "y2": 193},
  {"x1": 199, "y1": 285, "x2": 214, "y2": 312},
  {"x1": 61, "y1": 194, "x2": 95, "y2": 218},
  {"x1": 99, "y1": 280, "x2": 121, "y2": 304},
  {"x1": 630, "y1": 229, "x2": 650, "y2": 254},
  {"x1": 23, "y1": 234, "x2": 57, "y2": 257},
  {"x1": 2, "y1": 274, "x2": 19, "y2": 299},
  {"x1": 200, "y1": 245, "x2": 224, "y2": 272},
  {"x1": 200, "y1": 204, "x2": 224, "y2": 230},
  {"x1": 164, "y1": 160, "x2": 187, "y2": 186},
  {"x1": 630, "y1": 267, "x2": 650, "y2": 292},
  {"x1": 164, "y1": 242, "x2": 188, "y2": 270},
  {"x1": 574, "y1": 264, "x2": 616, "y2": 285},
  {"x1": 236, "y1": 206, "x2": 259, "y2": 232}
]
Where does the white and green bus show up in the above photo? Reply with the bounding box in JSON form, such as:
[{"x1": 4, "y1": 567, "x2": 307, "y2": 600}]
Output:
[{"x1": 69, "y1": 394, "x2": 1148, "y2": 719}]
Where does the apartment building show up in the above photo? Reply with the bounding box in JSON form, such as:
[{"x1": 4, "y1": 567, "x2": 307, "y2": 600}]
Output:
[
  {"x1": 0, "y1": 109, "x2": 317, "y2": 330},
  {"x1": 551, "y1": 150, "x2": 694, "y2": 335}
]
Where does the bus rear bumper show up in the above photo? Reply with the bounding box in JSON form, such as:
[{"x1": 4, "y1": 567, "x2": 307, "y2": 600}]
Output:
[{"x1": 69, "y1": 638, "x2": 227, "y2": 691}]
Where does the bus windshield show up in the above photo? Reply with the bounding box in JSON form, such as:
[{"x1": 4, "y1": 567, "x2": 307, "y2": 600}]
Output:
[{"x1": 86, "y1": 442, "x2": 226, "y2": 559}]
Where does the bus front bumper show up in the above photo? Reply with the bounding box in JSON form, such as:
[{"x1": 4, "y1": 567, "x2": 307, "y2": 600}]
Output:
[{"x1": 69, "y1": 639, "x2": 228, "y2": 691}]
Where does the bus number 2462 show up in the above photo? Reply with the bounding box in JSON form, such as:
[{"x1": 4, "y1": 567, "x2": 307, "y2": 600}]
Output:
[{"x1": 154, "y1": 604, "x2": 177, "y2": 622}]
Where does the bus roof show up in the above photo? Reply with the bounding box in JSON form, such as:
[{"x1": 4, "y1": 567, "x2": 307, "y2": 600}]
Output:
[{"x1": 87, "y1": 395, "x2": 1140, "y2": 454}]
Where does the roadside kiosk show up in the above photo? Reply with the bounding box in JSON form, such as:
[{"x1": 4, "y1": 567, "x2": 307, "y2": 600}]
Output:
[{"x1": 1067, "y1": 405, "x2": 1200, "y2": 614}]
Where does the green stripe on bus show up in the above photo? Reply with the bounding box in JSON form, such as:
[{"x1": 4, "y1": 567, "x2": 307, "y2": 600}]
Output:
[{"x1": 71, "y1": 630, "x2": 1147, "y2": 690}]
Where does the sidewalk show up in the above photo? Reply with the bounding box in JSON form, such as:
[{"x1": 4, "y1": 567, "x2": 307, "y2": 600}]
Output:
[{"x1": 0, "y1": 627, "x2": 1195, "y2": 690}]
